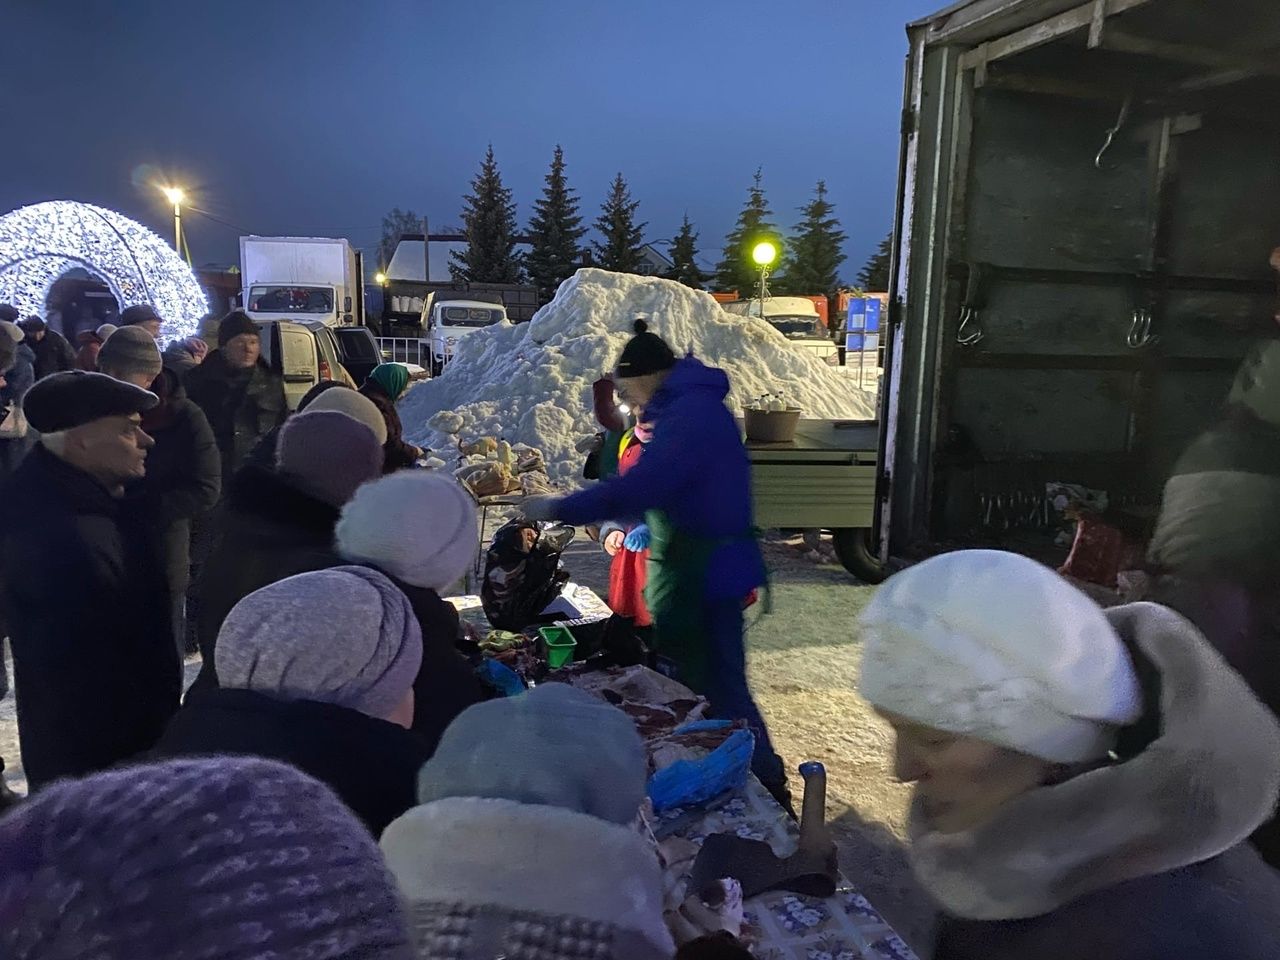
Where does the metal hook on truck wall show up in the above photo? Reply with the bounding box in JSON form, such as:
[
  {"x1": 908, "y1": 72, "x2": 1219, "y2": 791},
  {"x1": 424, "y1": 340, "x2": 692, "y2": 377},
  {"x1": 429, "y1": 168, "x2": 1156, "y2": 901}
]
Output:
[
  {"x1": 1096, "y1": 93, "x2": 1134, "y2": 170},
  {"x1": 1126, "y1": 308, "x2": 1156, "y2": 349},
  {"x1": 957, "y1": 306, "x2": 985, "y2": 345}
]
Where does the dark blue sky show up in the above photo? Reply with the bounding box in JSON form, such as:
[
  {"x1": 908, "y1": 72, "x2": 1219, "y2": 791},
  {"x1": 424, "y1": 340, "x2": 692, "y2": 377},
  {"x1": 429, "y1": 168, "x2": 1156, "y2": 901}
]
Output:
[{"x1": 2, "y1": 0, "x2": 940, "y2": 279}]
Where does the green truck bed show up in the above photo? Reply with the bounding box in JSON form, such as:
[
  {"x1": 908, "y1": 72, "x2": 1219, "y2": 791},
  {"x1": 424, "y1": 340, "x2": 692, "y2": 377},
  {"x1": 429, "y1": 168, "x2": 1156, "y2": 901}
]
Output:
[{"x1": 746, "y1": 419, "x2": 884, "y2": 581}]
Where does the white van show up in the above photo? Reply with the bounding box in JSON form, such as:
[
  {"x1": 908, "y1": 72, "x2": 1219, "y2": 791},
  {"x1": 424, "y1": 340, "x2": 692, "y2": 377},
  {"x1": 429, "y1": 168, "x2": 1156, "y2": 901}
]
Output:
[{"x1": 421, "y1": 298, "x2": 507, "y2": 376}]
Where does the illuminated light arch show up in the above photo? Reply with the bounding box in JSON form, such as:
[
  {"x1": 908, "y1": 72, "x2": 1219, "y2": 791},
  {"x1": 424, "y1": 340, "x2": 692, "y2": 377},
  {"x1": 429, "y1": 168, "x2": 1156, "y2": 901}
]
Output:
[{"x1": 0, "y1": 200, "x2": 207, "y2": 343}]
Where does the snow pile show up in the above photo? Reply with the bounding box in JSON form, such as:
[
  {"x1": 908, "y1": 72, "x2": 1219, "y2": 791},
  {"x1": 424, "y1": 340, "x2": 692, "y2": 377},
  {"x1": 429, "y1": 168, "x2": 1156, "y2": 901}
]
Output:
[{"x1": 399, "y1": 269, "x2": 876, "y2": 484}]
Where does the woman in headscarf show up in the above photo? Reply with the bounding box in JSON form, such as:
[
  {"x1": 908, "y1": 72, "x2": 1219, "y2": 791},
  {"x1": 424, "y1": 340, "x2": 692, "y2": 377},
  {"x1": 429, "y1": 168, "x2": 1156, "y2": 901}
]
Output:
[{"x1": 360, "y1": 363, "x2": 423, "y2": 472}]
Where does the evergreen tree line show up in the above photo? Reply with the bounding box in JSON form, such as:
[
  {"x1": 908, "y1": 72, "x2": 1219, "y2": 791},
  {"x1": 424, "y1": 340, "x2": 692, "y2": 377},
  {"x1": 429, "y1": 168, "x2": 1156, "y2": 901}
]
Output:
[{"x1": 380, "y1": 146, "x2": 891, "y2": 302}]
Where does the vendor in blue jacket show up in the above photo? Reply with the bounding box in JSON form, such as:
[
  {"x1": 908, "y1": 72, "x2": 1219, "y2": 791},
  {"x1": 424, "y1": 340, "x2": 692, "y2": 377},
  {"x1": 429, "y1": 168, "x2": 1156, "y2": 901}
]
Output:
[{"x1": 524, "y1": 320, "x2": 787, "y2": 799}]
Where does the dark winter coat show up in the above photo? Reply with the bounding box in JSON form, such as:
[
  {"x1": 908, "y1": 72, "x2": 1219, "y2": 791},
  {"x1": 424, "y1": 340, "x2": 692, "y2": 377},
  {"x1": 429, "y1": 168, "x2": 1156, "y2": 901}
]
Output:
[
  {"x1": 133, "y1": 368, "x2": 221, "y2": 596},
  {"x1": 378, "y1": 573, "x2": 487, "y2": 753},
  {"x1": 557, "y1": 357, "x2": 766, "y2": 601},
  {"x1": 0, "y1": 446, "x2": 180, "y2": 788},
  {"x1": 184, "y1": 350, "x2": 287, "y2": 484},
  {"x1": 920, "y1": 603, "x2": 1280, "y2": 960},
  {"x1": 191, "y1": 465, "x2": 343, "y2": 690},
  {"x1": 152, "y1": 686, "x2": 430, "y2": 836},
  {"x1": 26, "y1": 329, "x2": 76, "y2": 380},
  {"x1": 0, "y1": 344, "x2": 35, "y2": 478},
  {"x1": 359, "y1": 380, "x2": 419, "y2": 472}
]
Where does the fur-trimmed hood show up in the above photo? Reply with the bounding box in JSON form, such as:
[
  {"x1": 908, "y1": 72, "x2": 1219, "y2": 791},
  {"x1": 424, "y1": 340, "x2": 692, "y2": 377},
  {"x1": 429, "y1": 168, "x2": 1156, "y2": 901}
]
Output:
[
  {"x1": 910, "y1": 601, "x2": 1280, "y2": 920},
  {"x1": 381, "y1": 797, "x2": 674, "y2": 960}
]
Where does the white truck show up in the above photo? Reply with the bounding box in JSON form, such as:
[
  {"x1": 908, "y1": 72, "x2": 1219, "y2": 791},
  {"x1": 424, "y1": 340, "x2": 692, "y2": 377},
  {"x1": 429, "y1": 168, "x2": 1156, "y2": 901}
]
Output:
[
  {"x1": 419, "y1": 294, "x2": 508, "y2": 376},
  {"x1": 722, "y1": 297, "x2": 838, "y2": 364},
  {"x1": 240, "y1": 236, "x2": 363, "y2": 328}
]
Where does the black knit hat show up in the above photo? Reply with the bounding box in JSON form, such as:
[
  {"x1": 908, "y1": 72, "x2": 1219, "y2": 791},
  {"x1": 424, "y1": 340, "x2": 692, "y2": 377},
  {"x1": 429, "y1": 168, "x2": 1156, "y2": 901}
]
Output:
[
  {"x1": 0, "y1": 304, "x2": 18, "y2": 323},
  {"x1": 119, "y1": 303, "x2": 162, "y2": 327},
  {"x1": 218, "y1": 310, "x2": 259, "y2": 346},
  {"x1": 22, "y1": 371, "x2": 157, "y2": 433},
  {"x1": 616, "y1": 319, "x2": 675, "y2": 378}
]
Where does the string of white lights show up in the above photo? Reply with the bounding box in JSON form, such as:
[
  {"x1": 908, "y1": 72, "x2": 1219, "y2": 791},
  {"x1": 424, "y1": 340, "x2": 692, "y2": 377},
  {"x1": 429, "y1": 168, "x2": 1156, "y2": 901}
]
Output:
[{"x1": 0, "y1": 200, "x2": 207, "y2": 343}]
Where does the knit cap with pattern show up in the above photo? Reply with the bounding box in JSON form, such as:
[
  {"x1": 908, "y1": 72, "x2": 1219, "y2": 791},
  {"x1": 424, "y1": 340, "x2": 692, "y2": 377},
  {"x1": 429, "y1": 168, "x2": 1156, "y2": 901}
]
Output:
[
  {"x1": 98, "y1": 325, "x2": 162, "y2": 381},
  {"x1": 0, "y1": 755, "x2": 413, "y2": 960},
  {"x1": 216, "y1": 565, "x2": 423, "y2": 720}
]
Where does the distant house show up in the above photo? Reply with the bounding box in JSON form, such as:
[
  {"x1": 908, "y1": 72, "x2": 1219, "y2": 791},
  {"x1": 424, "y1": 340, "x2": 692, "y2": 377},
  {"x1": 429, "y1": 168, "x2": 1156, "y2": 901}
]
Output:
[{"x1": 635, "y1": 243, "x2": 674, "y2": 277}]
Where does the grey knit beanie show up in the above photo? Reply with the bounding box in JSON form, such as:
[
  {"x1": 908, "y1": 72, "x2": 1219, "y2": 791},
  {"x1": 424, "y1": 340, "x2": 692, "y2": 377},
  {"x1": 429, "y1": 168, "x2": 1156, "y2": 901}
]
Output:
[
  {"x1": 277, "y1": 410, "x2": 385, "y2": 507},
  {"x1": 0, "y1": 756, "x2": 413, "y2": 959},
  {"x1": 98, "y1": 326, "x2": 162, "y2": 381},
  {"x1": 417, "y1": 683, "x2": 647, "y2": 824},
  {"x1": 336, "y1": 471, "x2": 479, "y2": 592},
  {"x1": 216, "y1": 566, "x2": 423, "y2": 719}
]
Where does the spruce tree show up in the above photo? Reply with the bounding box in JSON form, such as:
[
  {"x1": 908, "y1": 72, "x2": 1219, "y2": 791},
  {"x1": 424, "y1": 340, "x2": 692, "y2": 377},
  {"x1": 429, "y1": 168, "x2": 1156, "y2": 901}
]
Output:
[
  {"x1": 592, "y1": 173, "x2": 646, "y2": 273},
  {"x1": 525, "y1": 145, "x2": 586, "y2": 301},
  {"x1": 856, "y1": 231, "x2": 894, "y2": 291},
  {"x1": 666, "y1": 214, "x2": 708, "y2": 288},
  {"x1": 450, "y1": 145, "x2": 522, "y2": 283},
  {"x1": 714, "y1": 168, "x2": 783, "y2": 296},
  {"x1": 783, "y1": 181, "x2": 848, "y2": 296}
]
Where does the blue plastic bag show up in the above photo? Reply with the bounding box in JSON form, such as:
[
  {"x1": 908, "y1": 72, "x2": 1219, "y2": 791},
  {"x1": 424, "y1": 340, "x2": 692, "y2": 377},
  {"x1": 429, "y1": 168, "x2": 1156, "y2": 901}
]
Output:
[
  {"x1": 477, "y1": 659, "x2": 526, "y2": 697},
  {"x1": 647, "y1": 724, "x2": 755, "y2": 812}
]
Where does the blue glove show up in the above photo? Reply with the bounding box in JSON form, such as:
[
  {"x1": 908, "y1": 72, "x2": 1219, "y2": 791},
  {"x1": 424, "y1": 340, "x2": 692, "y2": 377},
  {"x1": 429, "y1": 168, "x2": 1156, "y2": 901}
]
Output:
[{"x1": 623, "y1": 524, "x2": 651, "y2": 552}]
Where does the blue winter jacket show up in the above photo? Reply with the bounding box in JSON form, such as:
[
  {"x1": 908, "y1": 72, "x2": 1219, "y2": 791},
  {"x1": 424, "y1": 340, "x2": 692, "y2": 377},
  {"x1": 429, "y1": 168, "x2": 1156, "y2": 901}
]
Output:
[{"x1": 558, "y1": 357, "x2": 765, "y2": 600}]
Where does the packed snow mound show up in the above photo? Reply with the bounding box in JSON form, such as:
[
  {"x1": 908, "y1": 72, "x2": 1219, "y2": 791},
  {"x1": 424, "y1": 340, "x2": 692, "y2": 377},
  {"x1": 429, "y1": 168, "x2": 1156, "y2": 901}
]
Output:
[{"x1": 399, "y1": 269, "x2": 876, "y2": 484}]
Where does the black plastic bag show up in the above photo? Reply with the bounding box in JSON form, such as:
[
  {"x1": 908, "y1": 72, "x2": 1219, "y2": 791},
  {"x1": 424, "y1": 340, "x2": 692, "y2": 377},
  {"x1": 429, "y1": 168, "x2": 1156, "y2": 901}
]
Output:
[{"x1": 481, "y1": 519, "x2": 574, "y2": 631}]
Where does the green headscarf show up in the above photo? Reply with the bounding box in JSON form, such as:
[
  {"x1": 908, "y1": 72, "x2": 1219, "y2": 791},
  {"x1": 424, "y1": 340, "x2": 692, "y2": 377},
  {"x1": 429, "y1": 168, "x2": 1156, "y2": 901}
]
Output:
[{"x1": 368, "y1": 363, "x2": 410, "y2": 401}]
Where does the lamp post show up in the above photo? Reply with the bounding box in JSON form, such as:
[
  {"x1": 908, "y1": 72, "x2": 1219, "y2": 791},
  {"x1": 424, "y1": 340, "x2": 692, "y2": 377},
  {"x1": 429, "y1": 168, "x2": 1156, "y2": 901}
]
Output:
[
  {"x1": 751, "y1": 240, "x2": 778, "y2": 315},
  {"x1": 160, "y1": 186, "x2": 185, "y2": 254}
]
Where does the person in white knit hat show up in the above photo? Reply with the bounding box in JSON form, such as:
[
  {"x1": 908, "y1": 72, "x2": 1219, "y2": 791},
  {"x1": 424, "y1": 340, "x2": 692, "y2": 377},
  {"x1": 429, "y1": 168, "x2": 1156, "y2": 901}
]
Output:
[
  {"x1": 335, "y1": 471, "x2": 485, "y2": 751},
  {"x1": 858, "y1": 549, "x2": 1280, "y2": 960}
]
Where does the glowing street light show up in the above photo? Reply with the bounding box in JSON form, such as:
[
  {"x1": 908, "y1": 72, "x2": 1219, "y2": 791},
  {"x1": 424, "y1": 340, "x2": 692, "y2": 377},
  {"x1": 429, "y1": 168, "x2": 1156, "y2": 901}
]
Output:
[
  {"x1": 158, "y1": 185, "x2": 185, "y2": 255},
  {"x1": 751, "y1": 240, "x2": 778, "y2": 267},
  {"x1": 375, "y1": 271, "x2": 388, "y2": 285},
  {"x1": 751, "y1": 240, "x2": 779, "y2": 310}
]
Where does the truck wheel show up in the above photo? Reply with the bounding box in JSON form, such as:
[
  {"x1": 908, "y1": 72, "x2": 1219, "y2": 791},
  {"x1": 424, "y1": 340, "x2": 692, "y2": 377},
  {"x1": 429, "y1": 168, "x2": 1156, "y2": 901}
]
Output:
[
  {"x1": 429, "y1": 358, "x2": 443, "y2": 378},
  {"x1": 831, "y1": 528, "x2": 888, "y2": 584}
]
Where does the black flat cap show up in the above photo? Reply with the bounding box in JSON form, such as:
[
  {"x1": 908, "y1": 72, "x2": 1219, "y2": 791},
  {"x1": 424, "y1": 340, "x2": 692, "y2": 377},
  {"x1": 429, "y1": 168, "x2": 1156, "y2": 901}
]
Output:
[
  {"x1": 23, "y1": 371, "x2": 158, "y2": 433},
  {"x1": 120, "y1": 303, "x2": 161, "y2": 327}
]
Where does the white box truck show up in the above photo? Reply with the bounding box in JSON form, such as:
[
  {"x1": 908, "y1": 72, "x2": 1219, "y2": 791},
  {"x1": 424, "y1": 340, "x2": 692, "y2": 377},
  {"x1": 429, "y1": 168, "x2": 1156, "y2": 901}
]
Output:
[{"x1": 240, "y1": 236, "x2": 363, "y2": 327}]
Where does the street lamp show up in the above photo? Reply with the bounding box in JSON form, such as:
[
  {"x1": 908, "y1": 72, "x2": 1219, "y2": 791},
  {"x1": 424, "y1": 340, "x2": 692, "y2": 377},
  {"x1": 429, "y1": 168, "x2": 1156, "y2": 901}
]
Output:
[
  {"x1": 751, "y1": 240, "x2": 778, "y2": 313},
  {"x1": 159, "y1": 185, "x2": 185, "y2": 254},
  {"x1": 375, "y1": 271, "x2": 388, "y2": 285}
]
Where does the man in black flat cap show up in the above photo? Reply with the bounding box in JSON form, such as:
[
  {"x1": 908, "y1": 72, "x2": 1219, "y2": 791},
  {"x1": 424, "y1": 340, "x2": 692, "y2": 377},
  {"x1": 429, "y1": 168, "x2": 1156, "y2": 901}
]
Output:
[{"x1": 0, "y1": 371, "x2": 181, "y2": 789}]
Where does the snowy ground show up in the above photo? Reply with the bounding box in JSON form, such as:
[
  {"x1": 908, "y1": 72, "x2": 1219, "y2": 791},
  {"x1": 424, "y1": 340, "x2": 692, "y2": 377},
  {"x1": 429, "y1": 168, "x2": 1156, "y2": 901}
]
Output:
[{"x1": 0, "y1": 522, "x2": 934, "y2": 957}]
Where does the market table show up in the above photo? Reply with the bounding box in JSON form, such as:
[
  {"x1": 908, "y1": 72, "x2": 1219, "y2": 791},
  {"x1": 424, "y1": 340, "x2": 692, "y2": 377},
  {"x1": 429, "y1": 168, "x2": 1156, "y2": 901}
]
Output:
[
  {"x1": 556, "y1": 663, "x2": 920, "y2": 960},
  {"x1": 445, "y1": 591, "x2": 918, "y2": 960}
]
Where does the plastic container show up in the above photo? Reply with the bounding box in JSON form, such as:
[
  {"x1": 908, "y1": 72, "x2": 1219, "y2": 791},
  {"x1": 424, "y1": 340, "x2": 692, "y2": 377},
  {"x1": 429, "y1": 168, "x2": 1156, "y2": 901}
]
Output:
[
  {"x1": 743, "y1": 407, "x2": 801, "y2": 443},
  {"x1": 537, "y1": 625, "x2": 578, "y2": 668}
]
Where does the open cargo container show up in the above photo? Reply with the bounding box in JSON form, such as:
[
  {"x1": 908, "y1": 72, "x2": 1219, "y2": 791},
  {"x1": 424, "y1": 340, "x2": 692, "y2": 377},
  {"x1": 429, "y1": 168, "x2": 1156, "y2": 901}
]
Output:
[{"x1": 879, "y1": 0, "x2": 1280, "y2": 565}]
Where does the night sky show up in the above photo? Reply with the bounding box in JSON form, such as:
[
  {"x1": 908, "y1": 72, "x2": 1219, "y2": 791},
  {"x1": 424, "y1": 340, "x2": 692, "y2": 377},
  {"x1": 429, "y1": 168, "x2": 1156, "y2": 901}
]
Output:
[{"x1": 2, "y1": 0, "x2": 941, "y2": 277}]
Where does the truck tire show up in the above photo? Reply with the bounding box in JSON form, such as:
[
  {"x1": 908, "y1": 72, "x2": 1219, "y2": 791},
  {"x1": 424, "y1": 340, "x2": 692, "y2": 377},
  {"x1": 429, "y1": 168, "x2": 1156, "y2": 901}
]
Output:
[
  {"x1": 429, "y1": 357, "x2": 443, "y2": 378},
  {"x1": 831, "y1": 528, "x2": 888, "y2": 584}
]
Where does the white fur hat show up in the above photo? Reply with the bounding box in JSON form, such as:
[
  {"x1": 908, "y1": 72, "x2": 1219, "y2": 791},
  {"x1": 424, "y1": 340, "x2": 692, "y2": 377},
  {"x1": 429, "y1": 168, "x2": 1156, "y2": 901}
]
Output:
[
  {"x1": 858, "y1": 550, "x2": 1143, "y2": 763},
  {"x1": 335, "y1": 471, "x2": 478, "y2": 593}
]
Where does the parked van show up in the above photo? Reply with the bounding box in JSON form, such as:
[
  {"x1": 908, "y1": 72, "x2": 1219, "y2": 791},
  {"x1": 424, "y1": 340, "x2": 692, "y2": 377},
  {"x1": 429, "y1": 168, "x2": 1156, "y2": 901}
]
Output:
[
  {"x1": 255, "y1": 319, "x2": 354, "y2": 410},
  {"x1": 723, "y1": 297, "x2": 838, "y2": 364}
]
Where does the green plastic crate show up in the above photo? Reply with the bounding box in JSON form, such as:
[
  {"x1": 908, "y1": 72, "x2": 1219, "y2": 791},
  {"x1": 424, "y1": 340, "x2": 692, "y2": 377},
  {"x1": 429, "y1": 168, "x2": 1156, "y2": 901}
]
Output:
[{"x1": 537, "y1": 625, "x2": 578, "y2": 669}]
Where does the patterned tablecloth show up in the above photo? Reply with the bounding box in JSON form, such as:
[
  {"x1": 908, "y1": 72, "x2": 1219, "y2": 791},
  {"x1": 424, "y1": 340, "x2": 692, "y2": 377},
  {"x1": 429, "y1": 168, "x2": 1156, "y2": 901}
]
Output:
[
  {"x1": 444, "y1": 595, "x2": 919, "y2": 960},
  {"x1": 647, "y1": 777, "x2": 918, "y2": 960}
]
